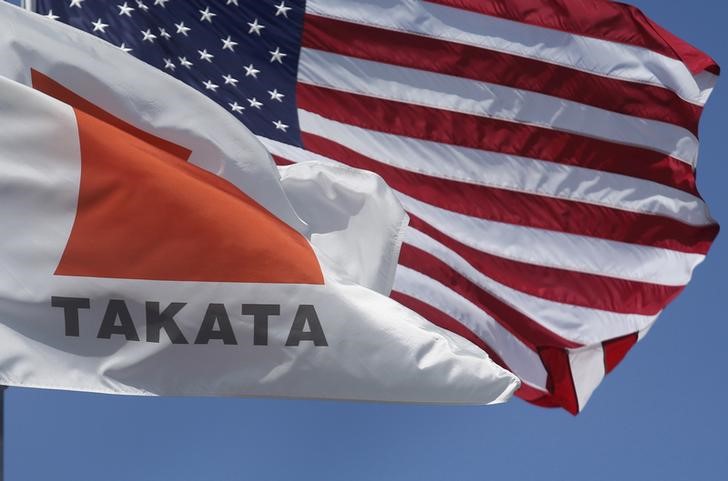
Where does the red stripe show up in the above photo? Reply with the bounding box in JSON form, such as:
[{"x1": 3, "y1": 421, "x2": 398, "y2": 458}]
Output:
[
  {"x1": 301, "y1": 131, "x2": 717, "y2": 254},
  {"x1": 425, "y1": 0, "x2": 719, "y2": 75},
  {"x1": 516, "y1": 383, "x2": 579, "y2": 411},
  {"x1": 538, "y1": 346, "x2": 580, "y2": 415},
  {"x1": 602, "y1": 332, "x2": 639, "y2": 374},
  {"x1": 519, "y1": 390, "x2": 562, "y2": 408},
  {"x1": 398, "y1": 243, "x2": 581, "y2": 350},
  {"x1": 515, "y1": 383, "x2": 550, "y2": 403},
  {"x1": 297, "y1": 83, "x2": 699, "y2": 194},
  {"x1": 390, "y1": 290, "x2": 513, "y2": 372},
  {"x1": 407, "y1": 214, "x2": 684, "y2": 315},
  {"x1": 272, "y1": 154, "x2": 294, "y2": 166},
  {"x1": 302, "y1": 15, "x2": 701, "y2": 134}
]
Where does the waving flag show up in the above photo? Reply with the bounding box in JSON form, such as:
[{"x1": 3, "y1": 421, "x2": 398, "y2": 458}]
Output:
[
  {"x1": 0, "y1": 3, "x2": 520, "y2": 404},
  {"x1": 27, "y1": 0, "x2": 720, "y2": 413}
]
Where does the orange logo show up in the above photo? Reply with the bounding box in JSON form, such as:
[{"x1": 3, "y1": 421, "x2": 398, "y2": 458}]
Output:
[{"x1": 32, "y1": 70, "x2": 323, "y2": 284}]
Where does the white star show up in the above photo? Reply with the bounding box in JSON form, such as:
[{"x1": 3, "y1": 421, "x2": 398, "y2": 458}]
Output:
[
  {"x1": 136, "y1": 1, "x2": 149, "y2": 11},
  {"x1": 247, "y1": 18, "x2": 265, "y2": 35},
  {"x1": 274, "y1": 1, "x2": 291, "y2": 17},
  {"x1": 229, "y1": 102, "x2": 245, "y2": 114},
  {"x1": 222, "y1": 74, "x2": 239, "y2": 86},
  {"x1": 272, "y1": 120, "x2": 289, "y2": 132},
  {"x1": 69, "y1": 0, "x2": 84, "y2": 8},
  {"x1": 175, "y1": 21, "x2": 190, "y2": 36},
  {"x1": 178, "y1": 56, "x2": 193, "y2": 69},
  {"x1": 226, "y1": 0, "x2": 238, "y2": 5},
  {"x1": 198, "y1": 49, "x2": 214, "y2": 62},
  {"x1": 199, "y1": 7, "x2": 216, "y2": 22},
  {"x1": 221, "y1": 36, "x2": 238, "y2": 52},
  {"x1": 119, "y1": 42, "x2": 132, "y2": 53},
  {"x1": 44, "y1": 10, "x2": 59, "y2": 20},
  {"x1": 247, "y1": 97, "x2": 263, "y2": 109},
  {"x1": 154, "y1": 0, "x2": 169, "y2": 6},
  {"x1": 91, "y1": 18, "x2": 109, "y2": 33},
  {"x1": 244, "y1": 64, "x2": 260, "y2": 78},
  {"x1": 158, "y1": 27, "x2": 171, "y2": 39},
  {"x1": 141, "y1": 29, "x2": 157, "y2": 42},
  {"x1": 268, "y1": 89, "x2": 285, "y2": 102},
  {"x1": 117, "y1": 2, "x2": 134, "y2": 17},
  {"x1": 163, "y1": 58, "x2": 176, "y2": 71},
  {"x1": 269, "y1": 47, "x2": 286, "y2": 63},
  {"x1": 203, "y1": 80, "x2": 219, "y2": 92}
]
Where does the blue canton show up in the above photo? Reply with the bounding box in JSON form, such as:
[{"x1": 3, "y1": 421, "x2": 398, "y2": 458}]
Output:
[{"x1": 34, "y1": 0, "x2": 306, "y2": 146}]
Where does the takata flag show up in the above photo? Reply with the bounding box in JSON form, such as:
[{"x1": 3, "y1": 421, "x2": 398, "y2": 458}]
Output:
[{"x1": 0, "y1": 4, "x2": 519, "y2": 403}]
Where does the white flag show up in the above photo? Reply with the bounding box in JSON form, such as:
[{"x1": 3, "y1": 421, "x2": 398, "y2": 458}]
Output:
[{"x1": 0, "y1": 3, "x2": 518, "y2": 404}]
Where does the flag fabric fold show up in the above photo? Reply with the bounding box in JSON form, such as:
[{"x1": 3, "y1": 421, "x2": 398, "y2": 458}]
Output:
[
  {"x1": 21, "y1": 0, "x2": 722, "y2": 413},
  {"x1": 278, "y1": 161, "x2": 408, "y2": 295},
  {"x1": 0, "y1": 2, "x2": 519, "y2": 404}
]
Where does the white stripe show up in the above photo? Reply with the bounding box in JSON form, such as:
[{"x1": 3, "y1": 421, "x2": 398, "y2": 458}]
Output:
[
  {"x1": 298, "y1": 48, "x2": 699, "y2": 167},
  {"x1": 305, "y1": 0, "x2": 711, "y2": 106},
  {"x1": 260, "y1": 136, "x2": 335, "y2": 165},
  {"x1": 637, "y1": 322, "x2": 655, "y2": 342},
  {"x1": 695, "y1": 71, "x2": 718, "y2": 105},
  {"x1": 399, "y1": 192, "x2": 704, "y2": 286},
  {"x1": 394, "y1": 265, "x2": 548, "y2": 390},
  {"x1": 568, "y1": 344, "x2": 606, "y2": 410},
  {"x1": 404, "y1": 227, "x2": 658, "y2": 345},
  {"x1": 299, "y1": 109, "x2": 714, "y2": 226}
]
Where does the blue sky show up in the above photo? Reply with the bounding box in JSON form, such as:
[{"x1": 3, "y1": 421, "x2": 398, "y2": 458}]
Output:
[{"x1": 4, "y1": 1, "x2": 728, "y2": 480}]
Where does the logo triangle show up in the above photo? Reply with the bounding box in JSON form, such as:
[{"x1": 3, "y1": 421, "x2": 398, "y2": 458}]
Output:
[{"x1": 32, "y1": 70, "x2": 323, "y2": 284}]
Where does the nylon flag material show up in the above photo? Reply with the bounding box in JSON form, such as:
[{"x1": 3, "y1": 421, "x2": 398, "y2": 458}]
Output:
[
  {"x1": 0, "y1": 3, "x2": 521, "y2": 404},
  {"x1": 26, "y1": 0, "x2": 720, "y2": 413}
]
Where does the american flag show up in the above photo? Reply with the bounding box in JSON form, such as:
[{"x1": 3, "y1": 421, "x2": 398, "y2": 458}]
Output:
[{"x1": 30, "y1": 0, "x2": 719, "y2": 413}]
